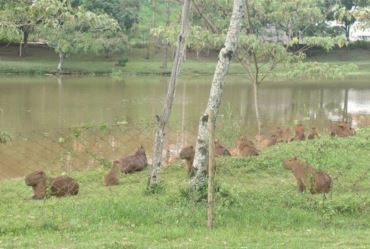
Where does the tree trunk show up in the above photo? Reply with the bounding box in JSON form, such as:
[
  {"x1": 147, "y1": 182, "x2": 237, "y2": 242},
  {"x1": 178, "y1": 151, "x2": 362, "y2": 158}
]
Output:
[
  {"x1": 162, "y1": 0, "x2": 171, "y2": 70},
  {"x1": 190, "y1": 0, "x2": 246, "y2": 190},
  {"x1": 22, "y1": 30, "x2": 29, "y2": 56},
  {"x1": 207, "y1": 111, "x2": 215, "y2": 229},
  {"x1": 253, "y1": 82, "x2": 261, "y2": 135},
  {"x1": 148, "y1": 0, "x2": 192, "y2": 187},
  {"x1": 57, "y1": 53, "x2": 65, "y2": 73}
]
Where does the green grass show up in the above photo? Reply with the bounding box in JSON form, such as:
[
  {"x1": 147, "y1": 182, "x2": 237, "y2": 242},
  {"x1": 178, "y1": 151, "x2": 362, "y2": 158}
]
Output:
[{"x1": 2, "y1": 129, "x2": 370, "y2": 248}]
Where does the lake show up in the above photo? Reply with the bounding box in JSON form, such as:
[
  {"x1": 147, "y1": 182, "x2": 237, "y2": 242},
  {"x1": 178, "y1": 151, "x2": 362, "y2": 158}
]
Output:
[{"x1": 0, "y1": 75, "x2": 369, "y2": 179}]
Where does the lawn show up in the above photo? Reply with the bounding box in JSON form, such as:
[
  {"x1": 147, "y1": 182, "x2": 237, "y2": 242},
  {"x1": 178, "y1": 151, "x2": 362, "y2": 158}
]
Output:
[{"x1": 1, "y1": 128, "x2": 370, "y2": 248}]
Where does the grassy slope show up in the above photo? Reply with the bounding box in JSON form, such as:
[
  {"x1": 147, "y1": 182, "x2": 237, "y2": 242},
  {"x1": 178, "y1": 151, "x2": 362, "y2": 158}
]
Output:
[{"x1": 1, "y1": 129, "x2": 370, "y2": 248}]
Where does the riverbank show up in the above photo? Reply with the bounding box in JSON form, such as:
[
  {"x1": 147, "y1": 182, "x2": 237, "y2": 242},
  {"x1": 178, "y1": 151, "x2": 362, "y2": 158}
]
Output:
[
  {"x1": 1, "y1": 129, "x2": 370, "y2": 248},
  {"x1": 0, "y1": 45, "x2": 369, "y2": 78}
]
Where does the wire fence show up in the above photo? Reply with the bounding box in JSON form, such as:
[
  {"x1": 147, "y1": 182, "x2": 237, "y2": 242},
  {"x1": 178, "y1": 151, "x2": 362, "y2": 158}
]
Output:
[{"x1": 0, "y1": 118, "x2": 199, "y2": 181}]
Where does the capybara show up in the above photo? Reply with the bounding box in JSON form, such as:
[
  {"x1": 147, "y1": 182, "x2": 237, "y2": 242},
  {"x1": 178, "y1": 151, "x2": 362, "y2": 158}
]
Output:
[
  {"x1": 25, "y1": 170, "x2": 47, "y2": 199},
  {"x1": 255, "y1": 134, "x2": 277, "y2": 149},
  {"x1": 103, "y1": 165, "x2": 120, "y2": 186},
  {"x1": 291, "y1": 124, "x2": 305, "y2": 141},
  {"x1": 274, "y1": 127, "x2": 292, "y2": 143},
  {"x1": 50, "y1": 176, "x2": 79, "y2": 197},
  {"x1": 25, "y1": 171, "x2": 79, "y2": 199},
  {"x1": 231, "y1": 136, "x2": 259, "y2": 156},
  {"x1": 179, "y1": 145, "x2": 195, "y2": 175},
  {"x1": 214, "y1": 140, "x2": 231, "y2": 156},
  {"x1": 307, "y1": 127, "x2": 319, "y2": 140},
  {"x1": 330, "y1": 121, "x2": 355, "y2": 137},
  {"x1": 114, "y1": 145, "x2": 148, "y2": 174},
  {"x1": 283, "y1": 157, "x2": 332, "y2": 194}
]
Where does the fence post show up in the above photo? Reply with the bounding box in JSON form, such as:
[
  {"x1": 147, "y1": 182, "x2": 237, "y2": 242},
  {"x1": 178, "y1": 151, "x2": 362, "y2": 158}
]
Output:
[{"x1": 207, "y1": 111, "x2": 215, "y2": 229}]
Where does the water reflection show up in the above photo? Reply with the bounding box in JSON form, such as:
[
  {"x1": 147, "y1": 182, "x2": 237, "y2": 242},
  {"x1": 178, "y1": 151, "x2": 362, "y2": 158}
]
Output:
[
  {"x1": 1, "y1": 76, "x2": 370, "y2": 179},
  {"x1": 1, "y1": 76, "x2": 370, "y2": 133}
]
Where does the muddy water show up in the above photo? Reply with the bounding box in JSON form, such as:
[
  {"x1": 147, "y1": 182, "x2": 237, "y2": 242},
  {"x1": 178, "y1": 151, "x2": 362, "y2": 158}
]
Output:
[{"x1": 0, "y1": 75, "x2": 369, "y2": 179}]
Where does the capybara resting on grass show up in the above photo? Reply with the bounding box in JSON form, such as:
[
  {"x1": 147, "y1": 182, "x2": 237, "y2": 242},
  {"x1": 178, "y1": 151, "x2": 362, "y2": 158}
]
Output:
[
  {"x1": 231, "y1": 136, "x2": 259, "y2": 156},
  {"x1": 274, "y1": 127, "x2": 291, "y2": 143},
  {"x1": 307, "y1": 127, "x2": 319, "y2": 140},
  {"x1": 283, "y1": 157, "x2": 332, "y2": 194},
  {"x1": 255, "y1": 134, "x2": 277, "y2": 149},
  {"x1": 25, "y1": 170, "x2": 48, "y2": 199},
  {"x1": 50, "y1": 176, "x2": 79, "y2": 197},
  {"x1": 214, "y1": 140, "x2": 231, "y2": 156},
  {"x1": 25, "y1": 171, "x2": 79, "y2": 199},
  {"x1": 330, "y1": 121, "x2": 355, "y2": 137},
  {"x1": 179, "y1": 145, "x2": 195, "y2": 175},
  {"x1": 114, "y1": 146, "x2": 148, "y2": 174},
  {"x1": 291, "y1": 124, "x2": 305, "y2": 141},
  {"x1": 103, "y1": 165, "x2": 120, "y2": 186}
]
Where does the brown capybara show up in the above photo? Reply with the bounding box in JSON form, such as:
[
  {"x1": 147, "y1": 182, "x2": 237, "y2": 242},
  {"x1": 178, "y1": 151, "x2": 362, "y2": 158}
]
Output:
[
  {"x1": 25, "y1": 171, "x2": 79, "y2": 199},
  {"x1": 179, "y1": 145, "x2": 195, "y2": 175},
  {"x1": 25, "y1": 170, "x2": 48, "y2": 199},
  {"x1": 214, "y1": 140, "x2": 231, "y2": 156},
  {"x1": 291, "y1": 124, "x2": 305, "y2": 141},
  {"x1": 231, "y1": 136, "x2": 259, "y2": 156},
  {"x1": 283, "y1": 157, "x2": 332, "y2": 194},
  {"x1": 114, "y1": 145, "x2": 148, "y2": 174},
  {"x1": 307, "y1": 127, "x2": 319, "y2": 140},
  {"x1": 50, "y1": 176, "x2": 79, "y2": 197},
  {"x1": 103, "y1": 165, "x2": 120, "y2": 186},
  {"x1": 255, "y1": 134, "x2": 277, "y2": 149},
  {"x1": 330, "y1": 121, "x2": 355, "y2": 137}
]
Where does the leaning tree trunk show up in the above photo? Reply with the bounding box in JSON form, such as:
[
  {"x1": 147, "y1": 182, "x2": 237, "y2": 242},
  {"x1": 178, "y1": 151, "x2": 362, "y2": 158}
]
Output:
[
  {"x1": 148, "y1": 0, "x2": 192, "y2": 187},
  {"x1": 190, "y1": 0, "x2": 246, "y2": 190}
]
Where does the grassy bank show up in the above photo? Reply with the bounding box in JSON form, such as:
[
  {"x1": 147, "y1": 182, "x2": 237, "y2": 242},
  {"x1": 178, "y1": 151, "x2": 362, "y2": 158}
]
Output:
[
  {"x1": 1, "y1": 129, "x2": 370, "y2": 248},
  {"x1": 0, "y1": 45, "x2": 369, "y2": 78}
]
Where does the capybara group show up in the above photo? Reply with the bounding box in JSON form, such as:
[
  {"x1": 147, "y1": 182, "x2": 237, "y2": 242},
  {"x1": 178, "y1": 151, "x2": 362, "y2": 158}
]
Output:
[
  {"x1": 114, "y1": 145, "x2": 148, "y2": 174},
  {"x1": 179, "y1": 145, "x2": 195, "y2": 175},
  {"x1": 25, "y1": 171, "x2": 79, "y2": 199},
  {"x1": 283, "y1": 157, "x2": 332, "y2": 194}
]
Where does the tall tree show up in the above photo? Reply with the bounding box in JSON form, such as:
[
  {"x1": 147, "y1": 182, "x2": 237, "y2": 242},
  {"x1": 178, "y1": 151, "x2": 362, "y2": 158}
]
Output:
[
  {"x1": 32, "y1": 0, "x2": 122, "y2": 73},
  {"x1": 0, "y1": 0, "x2": 40, "y2": 56},
  {"x1": 190, "y1": 0, "x2": 246, "y2": 190},
  {"x1": 148, "y1": 0, "x2": 192, "y2": 188}
]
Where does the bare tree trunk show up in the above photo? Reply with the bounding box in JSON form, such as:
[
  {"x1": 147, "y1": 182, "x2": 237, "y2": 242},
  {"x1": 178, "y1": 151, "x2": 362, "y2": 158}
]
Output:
[
  {"x1": 190, "y1": 0, "x2": 245, "y2": 190},
  {"x1": 162, "y1": 0, "x2": 171, "y2": 70},
  {"x1": 57, "y1": 53, "x2": 65, "y2": 73},
  {"x1": 253, "y1": 82, "x2": 261, "y2": 135},
  {"x1": 207, "y1": 111, "x2": 215, "y2": 229},
  {"x1": 148, "y1": 0, "x2": 192, "y2": 187}
]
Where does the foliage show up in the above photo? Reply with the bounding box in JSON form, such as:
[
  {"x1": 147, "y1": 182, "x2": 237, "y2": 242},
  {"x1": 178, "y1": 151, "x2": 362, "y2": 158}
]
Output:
[
  {"x1": 0, "y1": 131, "x2": 13, "y2": 144},
  {"x1": 80, "y1": 0, "x2": 140, "y2": 33},
  {"x1": 0, "y1": 0, "x2": 37, "y2": 46},
  {"x1": 31, "y1": 0, "x2": 125, "y2": 71}
]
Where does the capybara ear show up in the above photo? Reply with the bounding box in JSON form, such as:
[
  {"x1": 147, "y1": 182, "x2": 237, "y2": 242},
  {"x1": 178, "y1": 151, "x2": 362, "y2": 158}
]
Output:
[
  {"x1": 190, "y1": 145, "x2": 193, "y2": 149},
  {"x1": 294, "y1": 156, "x2": 297, "y2": 160}
]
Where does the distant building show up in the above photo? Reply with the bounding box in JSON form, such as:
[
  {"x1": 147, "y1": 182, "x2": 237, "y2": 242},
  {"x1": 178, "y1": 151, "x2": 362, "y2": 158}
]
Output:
[{"x1": 349, "y1": 21, "x2": 370, "y2": 41}]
